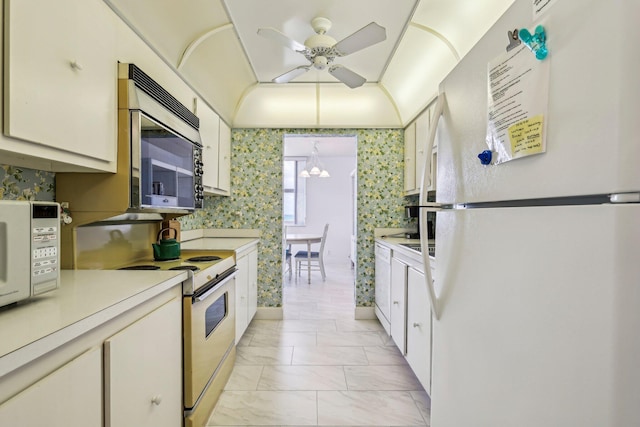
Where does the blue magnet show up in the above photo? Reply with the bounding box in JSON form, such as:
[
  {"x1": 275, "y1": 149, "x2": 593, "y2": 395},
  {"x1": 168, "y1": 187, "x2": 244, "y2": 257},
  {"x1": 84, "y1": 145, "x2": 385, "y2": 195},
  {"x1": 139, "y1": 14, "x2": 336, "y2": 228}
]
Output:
[
  {"x1": 519, "y1": 25, "x2": 548, "y2": 60},
  {"x1": 478, "y1": 150, "x2": 492, "y2": 165}
]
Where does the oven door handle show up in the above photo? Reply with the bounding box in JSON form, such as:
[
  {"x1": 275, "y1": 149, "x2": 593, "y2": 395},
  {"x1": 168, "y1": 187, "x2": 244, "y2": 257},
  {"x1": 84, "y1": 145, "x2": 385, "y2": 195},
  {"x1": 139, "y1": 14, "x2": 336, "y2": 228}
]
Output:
[{"x1": 194, "y1": 271, "x2": 237, "y2": 303}]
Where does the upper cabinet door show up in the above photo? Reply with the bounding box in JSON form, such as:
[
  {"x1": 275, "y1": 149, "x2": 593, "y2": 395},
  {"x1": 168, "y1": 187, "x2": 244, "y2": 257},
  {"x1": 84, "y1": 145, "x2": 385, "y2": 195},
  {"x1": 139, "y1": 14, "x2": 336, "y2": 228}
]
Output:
[
  {"x1": 4, "y1": 0, "x2": 117, "y2": 172},
  {"x1": 199, "y1": 102, "x2": 221, "y2": 190},
  {"x1": 217, "y1": 121, "x2": 231, "y2": 195},
  {"x1": 403, "y1": 121, "x2": 416, "y2": 193},
  {"x1": 414, "y1": 108, "x2": 431, "y2": 192}
]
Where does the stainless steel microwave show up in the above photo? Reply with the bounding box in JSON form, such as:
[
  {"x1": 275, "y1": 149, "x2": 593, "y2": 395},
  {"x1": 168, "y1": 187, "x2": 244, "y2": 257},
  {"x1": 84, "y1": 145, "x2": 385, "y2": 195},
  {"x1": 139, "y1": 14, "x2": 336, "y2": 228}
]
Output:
[
  {"x1": 120, "y1": 63, "x2": 204, "y2": 212},
  {"x1": 0, "y1": 200, "x2": 60, "y2": 308}
]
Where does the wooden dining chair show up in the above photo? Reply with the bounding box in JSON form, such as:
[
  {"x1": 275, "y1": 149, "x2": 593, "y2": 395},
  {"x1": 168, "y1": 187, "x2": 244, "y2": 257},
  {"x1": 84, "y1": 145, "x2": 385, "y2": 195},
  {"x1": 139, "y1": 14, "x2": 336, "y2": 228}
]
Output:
[{"x1": 294, "y1": 223, "x2": 329, "y2": 281}]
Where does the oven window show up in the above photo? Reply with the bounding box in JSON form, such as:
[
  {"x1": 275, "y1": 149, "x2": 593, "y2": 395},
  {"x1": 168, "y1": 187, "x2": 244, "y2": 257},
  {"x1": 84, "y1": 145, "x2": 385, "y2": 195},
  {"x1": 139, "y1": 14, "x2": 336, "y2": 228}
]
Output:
[{"x1": 205, "y1": 292, "x2": 228, "y2": 338}]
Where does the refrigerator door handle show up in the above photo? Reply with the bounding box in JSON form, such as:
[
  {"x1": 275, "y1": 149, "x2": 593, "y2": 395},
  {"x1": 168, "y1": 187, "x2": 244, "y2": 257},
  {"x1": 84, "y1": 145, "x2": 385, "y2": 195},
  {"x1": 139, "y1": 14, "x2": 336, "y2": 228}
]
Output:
[
  {"x1": 419, "y1": 206, "x2": 440, "y2": 320},
  {"x1": 418, "y1": 92, "x2": 446, "y2": 321},
  {"x1": 419, "y1": 92, "x2": 445, "y2": 202}
]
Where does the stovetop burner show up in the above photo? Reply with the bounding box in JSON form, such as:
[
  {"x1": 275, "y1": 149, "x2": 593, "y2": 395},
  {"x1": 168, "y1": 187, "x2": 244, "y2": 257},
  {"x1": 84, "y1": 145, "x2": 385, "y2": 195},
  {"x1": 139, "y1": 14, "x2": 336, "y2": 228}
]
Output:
[
  {"x1": 118, "y1": 265, "x2": 161, "y2": 271},
  {"x1": 169, "y1": 265, "x2": 200, "y2": 272},
  {"x1": 186, "y1": 255, "x2": 221, "y2": 262}
]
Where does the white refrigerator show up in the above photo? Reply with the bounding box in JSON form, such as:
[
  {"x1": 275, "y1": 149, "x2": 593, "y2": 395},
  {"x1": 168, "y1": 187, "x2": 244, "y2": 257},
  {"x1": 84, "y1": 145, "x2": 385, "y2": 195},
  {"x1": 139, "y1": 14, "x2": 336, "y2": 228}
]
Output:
[{"x1": 417, "y1": 0, "x2": 640, "y2": 426}]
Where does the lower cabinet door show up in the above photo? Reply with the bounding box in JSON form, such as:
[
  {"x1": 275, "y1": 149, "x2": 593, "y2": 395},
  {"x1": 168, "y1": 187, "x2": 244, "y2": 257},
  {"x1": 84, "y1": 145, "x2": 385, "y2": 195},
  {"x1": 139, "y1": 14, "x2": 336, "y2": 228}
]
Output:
[
  {"x1": 247, "y1": 248, "x2": 258, "y2": 323},
  {"x1": 390, "y1": 257, "x2": 408, "y2": 354},
  {"x1": 235, "y1": 252, "x2": 250, "y2": 340},
  {"x1": 104, "y1": 297, "x2": 182, "y2": 427},
  {"x1": 406, "y1": 267, "x2": 432, "y2": 393},
  {"x1": 0, "y1": 347, "x2": 102, "y2": 426}
]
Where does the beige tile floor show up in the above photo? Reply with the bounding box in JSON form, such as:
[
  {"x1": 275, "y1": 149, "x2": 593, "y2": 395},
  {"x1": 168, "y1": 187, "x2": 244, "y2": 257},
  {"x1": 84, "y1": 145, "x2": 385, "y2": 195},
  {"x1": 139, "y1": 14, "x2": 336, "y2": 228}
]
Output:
[{"x1": 206, "y1": 261, "x2": 431, "y2": 426}]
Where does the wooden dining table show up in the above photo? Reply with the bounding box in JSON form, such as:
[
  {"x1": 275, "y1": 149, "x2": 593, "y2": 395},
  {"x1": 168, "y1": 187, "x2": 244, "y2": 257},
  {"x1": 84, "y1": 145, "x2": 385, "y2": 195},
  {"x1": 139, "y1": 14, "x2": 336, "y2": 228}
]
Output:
[{"x1": 285, "y1": 233, "x2": 322, "y2": 284}]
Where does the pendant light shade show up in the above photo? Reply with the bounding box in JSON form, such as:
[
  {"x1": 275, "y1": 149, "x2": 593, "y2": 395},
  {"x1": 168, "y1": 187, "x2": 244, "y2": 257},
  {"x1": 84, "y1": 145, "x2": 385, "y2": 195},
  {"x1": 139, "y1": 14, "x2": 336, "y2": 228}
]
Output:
[{"x1": 299, "y1": 142, "x2": 330, "y2": 178}]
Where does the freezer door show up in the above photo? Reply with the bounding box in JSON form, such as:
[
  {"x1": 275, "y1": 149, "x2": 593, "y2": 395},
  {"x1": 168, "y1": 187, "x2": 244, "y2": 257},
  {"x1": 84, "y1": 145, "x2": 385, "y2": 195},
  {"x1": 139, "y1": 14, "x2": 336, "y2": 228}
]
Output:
[
  {"x1": 431, "y1": 204, "x2": 640, "y2": 427},
  {"x1": 436, "y1": 0, "x2": 640, "y2": 204}
]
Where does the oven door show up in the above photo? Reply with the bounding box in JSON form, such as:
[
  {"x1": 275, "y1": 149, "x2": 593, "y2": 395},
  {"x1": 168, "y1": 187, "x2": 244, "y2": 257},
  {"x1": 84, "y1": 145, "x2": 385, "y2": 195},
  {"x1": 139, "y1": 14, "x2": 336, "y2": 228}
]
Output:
[{"x1": 183, "y1": 270, "x2": 236, "y2": 410}]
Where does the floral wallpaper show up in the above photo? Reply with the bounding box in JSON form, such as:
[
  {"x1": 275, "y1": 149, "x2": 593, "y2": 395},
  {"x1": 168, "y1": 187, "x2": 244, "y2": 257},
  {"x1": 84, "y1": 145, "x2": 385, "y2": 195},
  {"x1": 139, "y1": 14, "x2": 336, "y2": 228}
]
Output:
[
  {"x1": 180, "y1": 128, "x2": 414, "y2": 308},
  {"x1": 0, "y1": 165, "x2": 55, "y2": 201}
]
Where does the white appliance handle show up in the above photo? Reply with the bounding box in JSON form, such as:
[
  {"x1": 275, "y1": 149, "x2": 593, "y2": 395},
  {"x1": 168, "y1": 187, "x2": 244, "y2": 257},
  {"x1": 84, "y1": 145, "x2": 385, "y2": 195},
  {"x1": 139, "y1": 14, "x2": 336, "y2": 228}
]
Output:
[
  {"x1": 419, "y1": 93, "x2": 446, "y2": 321},
  {"x1": 195, "y1": 271, "x2": 237, "y2": 302}
]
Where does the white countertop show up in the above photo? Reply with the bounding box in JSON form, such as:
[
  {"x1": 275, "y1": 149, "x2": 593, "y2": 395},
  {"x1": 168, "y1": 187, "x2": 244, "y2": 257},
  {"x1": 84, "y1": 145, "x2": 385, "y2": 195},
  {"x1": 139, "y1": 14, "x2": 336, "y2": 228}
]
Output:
[
  {"x1": 376, "y1": 236, "x2": 436, "y2": 267},
  {"x1": 0, "y1": 269, "x2": 187, "y2": 377},
  {"x1": 0, "y1": 233, "x2": 259, "y2": 377}
]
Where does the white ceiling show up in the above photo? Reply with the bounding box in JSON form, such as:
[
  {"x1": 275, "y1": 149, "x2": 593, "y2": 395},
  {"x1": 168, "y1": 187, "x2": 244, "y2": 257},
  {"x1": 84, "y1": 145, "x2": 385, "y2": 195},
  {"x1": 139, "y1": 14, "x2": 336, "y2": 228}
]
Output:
[
  {"x1": 224, "y1": 0, "x2": 417, "y2": 84},
  {"x1": 104, "y1": 0, "x2": 514, "y2": 129}
]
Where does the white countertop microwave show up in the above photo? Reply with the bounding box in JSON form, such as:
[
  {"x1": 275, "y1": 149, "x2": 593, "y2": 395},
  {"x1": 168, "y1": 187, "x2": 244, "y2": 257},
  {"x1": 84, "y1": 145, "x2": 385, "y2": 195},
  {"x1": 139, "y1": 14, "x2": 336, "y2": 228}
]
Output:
[{"x1": 0, "y1": 200, "x2": 60, "y2": 308}]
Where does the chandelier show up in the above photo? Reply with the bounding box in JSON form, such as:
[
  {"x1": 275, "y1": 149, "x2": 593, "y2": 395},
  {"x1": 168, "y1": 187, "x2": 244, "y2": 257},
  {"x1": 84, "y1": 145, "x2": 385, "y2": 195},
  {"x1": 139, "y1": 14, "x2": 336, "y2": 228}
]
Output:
[{"x1": 299, "y1": 142, "x2": 330, "y2": 178}]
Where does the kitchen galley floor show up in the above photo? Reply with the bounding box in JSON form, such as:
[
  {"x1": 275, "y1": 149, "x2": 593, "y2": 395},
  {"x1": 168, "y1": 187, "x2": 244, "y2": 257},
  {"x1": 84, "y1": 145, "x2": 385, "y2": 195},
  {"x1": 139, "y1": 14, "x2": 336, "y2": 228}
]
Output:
[{"x1": 206, "y1": 261, "x2": 431, "y2": 426}]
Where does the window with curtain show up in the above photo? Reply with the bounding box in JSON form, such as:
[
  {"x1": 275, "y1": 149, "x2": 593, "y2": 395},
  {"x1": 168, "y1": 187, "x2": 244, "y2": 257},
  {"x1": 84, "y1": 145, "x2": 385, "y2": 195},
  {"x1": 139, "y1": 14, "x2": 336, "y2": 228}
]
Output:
[{"x1": 283, "y1": 158, "x2": 307, "y2": 226}]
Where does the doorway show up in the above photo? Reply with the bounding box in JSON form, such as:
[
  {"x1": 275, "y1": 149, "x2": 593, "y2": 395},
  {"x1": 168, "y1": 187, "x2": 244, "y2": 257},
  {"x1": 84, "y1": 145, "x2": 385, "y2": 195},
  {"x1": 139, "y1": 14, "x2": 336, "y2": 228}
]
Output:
[{"x1": 282, "y1": 134, "x2": 357, "y2": 283}]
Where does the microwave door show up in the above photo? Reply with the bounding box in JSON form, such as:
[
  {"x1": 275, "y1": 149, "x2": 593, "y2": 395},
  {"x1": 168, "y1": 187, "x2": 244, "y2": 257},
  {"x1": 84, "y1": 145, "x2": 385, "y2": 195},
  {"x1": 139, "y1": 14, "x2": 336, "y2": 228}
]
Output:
[
  {"x1": 138, "y1": 113, "x2": 197, "y2": 211},
  {"x1": 130, "y1": 110, "x2": 142, "y2": 209}
]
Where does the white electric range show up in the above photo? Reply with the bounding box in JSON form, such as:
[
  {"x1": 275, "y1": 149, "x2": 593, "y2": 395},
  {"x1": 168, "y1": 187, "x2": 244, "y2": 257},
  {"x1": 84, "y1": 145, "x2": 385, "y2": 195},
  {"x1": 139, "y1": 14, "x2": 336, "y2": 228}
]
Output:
[{"x1": 117, "y1": 249, "x2": 236, "y2": 295}]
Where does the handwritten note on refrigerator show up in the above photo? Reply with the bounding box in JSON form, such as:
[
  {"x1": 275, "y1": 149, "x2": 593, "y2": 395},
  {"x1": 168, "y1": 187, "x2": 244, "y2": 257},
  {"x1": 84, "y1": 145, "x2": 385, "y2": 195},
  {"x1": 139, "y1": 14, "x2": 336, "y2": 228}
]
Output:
[
  {"x1": 485, "y1": 45, "x2": 550, "y2": 164},
  {"x1": 533, "y1": 0, "x2": 560, "y2": 18}
]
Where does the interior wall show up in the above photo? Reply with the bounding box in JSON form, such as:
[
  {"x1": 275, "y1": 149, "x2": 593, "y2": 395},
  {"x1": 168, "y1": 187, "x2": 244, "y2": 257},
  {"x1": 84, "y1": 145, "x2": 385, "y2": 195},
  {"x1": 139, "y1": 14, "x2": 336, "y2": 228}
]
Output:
[
  {"x1": 289, "y1": 156, "x2": 356, "y2": 265},
  {"x1": 0, "y1": 165, "x2": 55, "y2": 201},
  {"x1": 180, "y1": 127, "x2": 415, "y2": 309}
]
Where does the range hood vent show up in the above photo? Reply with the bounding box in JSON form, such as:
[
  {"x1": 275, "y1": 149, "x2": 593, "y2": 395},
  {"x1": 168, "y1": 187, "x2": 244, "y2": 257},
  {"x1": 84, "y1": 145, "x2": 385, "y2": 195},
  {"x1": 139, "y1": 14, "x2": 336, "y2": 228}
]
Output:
[{"x1": 125, "y1": 63, "x2": 199, "y2": 131}]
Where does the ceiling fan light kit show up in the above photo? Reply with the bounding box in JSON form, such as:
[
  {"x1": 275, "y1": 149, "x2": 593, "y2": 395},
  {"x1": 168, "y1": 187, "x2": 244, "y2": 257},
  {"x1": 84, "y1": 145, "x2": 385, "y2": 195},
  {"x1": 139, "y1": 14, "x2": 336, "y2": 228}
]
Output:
[{"x1": 258, "y1": 17, "x2": 386, "y2": 88}]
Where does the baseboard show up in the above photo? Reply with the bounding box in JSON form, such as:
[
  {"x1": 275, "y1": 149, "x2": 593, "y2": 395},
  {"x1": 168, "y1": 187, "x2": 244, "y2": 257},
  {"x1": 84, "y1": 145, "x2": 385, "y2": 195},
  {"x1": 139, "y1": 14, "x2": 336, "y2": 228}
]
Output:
[
  {"x1": 254, "y1": 307, "x2": 284, "y2": 320},
  {"x1": 354, "y1": 306, "x2": 376, "y2": 320}
]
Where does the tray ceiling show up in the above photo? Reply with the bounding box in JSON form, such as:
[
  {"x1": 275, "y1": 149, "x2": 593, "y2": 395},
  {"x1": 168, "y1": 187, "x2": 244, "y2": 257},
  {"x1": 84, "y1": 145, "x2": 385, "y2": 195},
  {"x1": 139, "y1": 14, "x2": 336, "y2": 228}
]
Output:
[{"x1": 104, "y1": 0, "x2": 514, "y2": 128}]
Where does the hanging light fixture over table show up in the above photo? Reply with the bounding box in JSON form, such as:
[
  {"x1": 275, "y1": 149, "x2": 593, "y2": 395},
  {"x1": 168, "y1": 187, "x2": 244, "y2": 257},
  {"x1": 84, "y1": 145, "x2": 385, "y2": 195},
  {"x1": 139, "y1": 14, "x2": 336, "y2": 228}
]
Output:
[{"x1": 300, "y1": 142, "x2": 330, "y2": 178}]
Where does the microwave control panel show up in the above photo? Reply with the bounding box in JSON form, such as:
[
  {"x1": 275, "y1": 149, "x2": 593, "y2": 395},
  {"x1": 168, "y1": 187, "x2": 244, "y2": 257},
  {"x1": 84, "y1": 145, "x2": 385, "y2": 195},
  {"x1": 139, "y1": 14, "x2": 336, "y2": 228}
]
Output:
[{"x1": 30, "y1": 203, "x2": 60, "y2": 295}]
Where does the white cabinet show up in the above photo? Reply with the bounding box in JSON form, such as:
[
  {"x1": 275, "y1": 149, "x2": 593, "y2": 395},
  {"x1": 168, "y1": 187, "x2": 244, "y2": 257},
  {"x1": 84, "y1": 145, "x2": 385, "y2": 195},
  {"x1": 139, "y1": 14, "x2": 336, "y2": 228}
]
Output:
[
  {"x1": 235, "y1": 254, "x2": 249, "y2": 340},
  {"x1": 3, "y1": 0, "x2": 118, "y2": 172},
  {"x1": 104, "y1": 296, "x2": 182, "y2": 427},
  {"x1": 404, "y1": 101, "x2": 437, "y2": 195},
  {"x1": 415, "y1": 111, "x2": 430, "y2": 191},
  {"x1": 374, "y1": 243, "x2": 392, "y2": 335},
  {"x1": 235, "y1": 243, "x2": 259, "y2": 341},
  {"x1": 403, "y1": 121, "x2": 417, "y2": 193},
  {"x1": 247, "y1": 248, "x2": 258, "y2": 322},
  {"x1": 390, "y1": 257, "x2": 408, "y2": 354},
  {"x1": 199, "y1": 101, "x2": 221, "y2": 191},
  {"x1": 406, "y1": 266, "x2": 432, "y2": 394},
  {"x1": 218, "y1": 121, "x2": 232, "y2": 195},
  {"x1": 387, "y1": 246, "x2": 433, "y2": 394},
  {"x1": 199, "y1": 100, "x2": 231, "y2": 196},
  {"x1": 0, "y1": 347, "x2": 102, "y2": 426}
]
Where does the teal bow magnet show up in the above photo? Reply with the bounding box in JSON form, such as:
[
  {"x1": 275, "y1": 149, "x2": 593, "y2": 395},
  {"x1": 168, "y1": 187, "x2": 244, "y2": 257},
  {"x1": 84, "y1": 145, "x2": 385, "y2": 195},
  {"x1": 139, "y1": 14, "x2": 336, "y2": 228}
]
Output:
[{"x1": 519, "y1": 25, "x2": 548, "y2": 60}]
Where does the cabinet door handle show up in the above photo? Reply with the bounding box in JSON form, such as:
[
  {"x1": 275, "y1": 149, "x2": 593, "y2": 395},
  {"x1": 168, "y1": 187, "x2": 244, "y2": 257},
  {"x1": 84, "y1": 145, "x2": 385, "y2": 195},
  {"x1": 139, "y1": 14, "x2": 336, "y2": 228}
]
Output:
[
  {"x1": 69, "y1": 60, "x2": 83, "y2": 71},
  {"x1": 151, "y1": 395, "x2": 163, "y2": 405},
  {"x1": 393, "y1": 301, "x2": 399, "y2": 305},
  {"x1": 413, "y1": 322, "x2": 421, "y2": 328}
]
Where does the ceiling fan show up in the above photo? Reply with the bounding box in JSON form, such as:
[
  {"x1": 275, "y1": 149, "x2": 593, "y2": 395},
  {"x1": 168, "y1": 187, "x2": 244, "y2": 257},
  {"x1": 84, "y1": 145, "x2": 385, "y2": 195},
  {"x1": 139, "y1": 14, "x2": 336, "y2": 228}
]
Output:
[{"x1": 257, "y1": 17, "x2": 386, "y2": 89}]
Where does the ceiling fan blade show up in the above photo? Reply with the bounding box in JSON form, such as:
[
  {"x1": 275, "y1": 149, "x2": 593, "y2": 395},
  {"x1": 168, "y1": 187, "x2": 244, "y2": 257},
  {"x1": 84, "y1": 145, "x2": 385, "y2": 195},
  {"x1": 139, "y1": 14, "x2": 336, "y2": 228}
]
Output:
[
  {"x1": 333, "y1": 22, "x2": 386, "y2": 56},
  {"x1": 257, "y1": 27, "x2": 306, "y2": 52},
  {"x1": 328, "y1": 65, "x2": 366, "y2": 89},
  {"x1": 273, "y1": 66, "x2": 310, "y2": 84}
]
